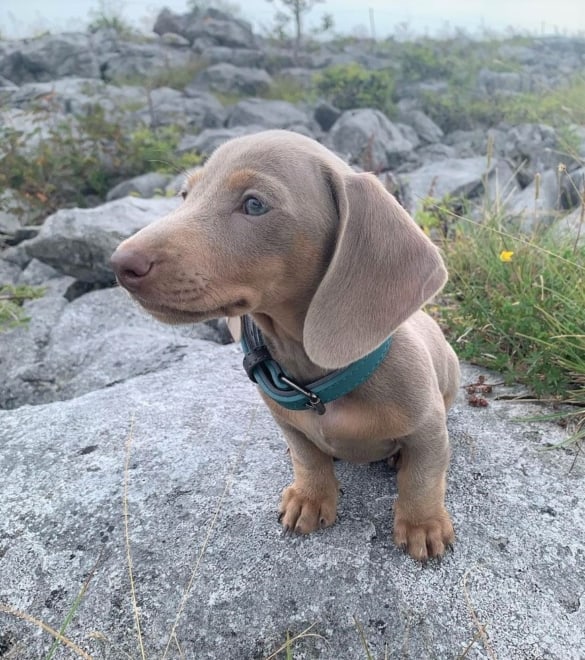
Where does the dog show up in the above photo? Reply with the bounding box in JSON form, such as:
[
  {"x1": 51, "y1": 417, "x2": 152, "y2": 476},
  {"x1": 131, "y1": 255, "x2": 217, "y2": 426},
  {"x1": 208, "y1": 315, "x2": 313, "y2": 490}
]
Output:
[{"x1": 111, "y1": 130, "x2": 460, "y2": 561}]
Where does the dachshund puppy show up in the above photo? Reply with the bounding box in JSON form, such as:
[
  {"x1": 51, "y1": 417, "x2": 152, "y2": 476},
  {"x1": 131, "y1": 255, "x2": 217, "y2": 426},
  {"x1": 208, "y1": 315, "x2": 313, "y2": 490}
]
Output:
[{"x1": 111, "y1": 130, "x2": 460, "y2": 561}]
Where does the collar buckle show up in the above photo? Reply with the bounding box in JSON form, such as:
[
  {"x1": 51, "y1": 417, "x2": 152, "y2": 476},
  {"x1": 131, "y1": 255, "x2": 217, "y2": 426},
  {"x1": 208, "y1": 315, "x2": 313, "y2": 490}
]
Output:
[{"x1": 279, "y1": 375, "x2": 327, "y2": 415}]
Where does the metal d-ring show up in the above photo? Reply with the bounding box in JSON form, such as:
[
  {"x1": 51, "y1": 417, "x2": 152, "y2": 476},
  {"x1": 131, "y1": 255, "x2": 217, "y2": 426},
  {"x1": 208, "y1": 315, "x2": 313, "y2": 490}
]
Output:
[{"x1": 279, "y1": 375, "x2": 327, "y2": 415}]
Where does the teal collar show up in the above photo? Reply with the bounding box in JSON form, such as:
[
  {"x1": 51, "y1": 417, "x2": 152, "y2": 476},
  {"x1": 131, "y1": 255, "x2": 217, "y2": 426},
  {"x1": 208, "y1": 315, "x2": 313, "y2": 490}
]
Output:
[{"x1": 240, "y1": 316, "x2": 392, "y2": 415}]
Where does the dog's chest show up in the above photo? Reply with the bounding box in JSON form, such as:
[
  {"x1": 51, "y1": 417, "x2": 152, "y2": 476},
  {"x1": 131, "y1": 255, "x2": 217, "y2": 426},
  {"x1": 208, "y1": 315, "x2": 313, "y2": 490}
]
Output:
[{"x1": 264, "y1": 395, "x2": 403, "y2": 463}]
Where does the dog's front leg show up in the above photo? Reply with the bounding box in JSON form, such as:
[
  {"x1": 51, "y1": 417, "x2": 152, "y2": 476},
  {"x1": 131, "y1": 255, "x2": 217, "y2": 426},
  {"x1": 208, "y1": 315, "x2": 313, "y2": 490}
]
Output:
[
  {"x1": 277, "y1": 423, "x2": 339, "y2": 535},
  {"x1": 393, "y1": 412, "x2": 455, "y2": 561}
]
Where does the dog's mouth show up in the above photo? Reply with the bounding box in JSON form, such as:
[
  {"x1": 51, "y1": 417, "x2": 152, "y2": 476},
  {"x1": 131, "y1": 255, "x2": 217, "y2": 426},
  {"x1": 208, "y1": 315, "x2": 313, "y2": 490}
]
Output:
[{"x1": 135, "y1": 297, "x2": 249, "y2": 324}]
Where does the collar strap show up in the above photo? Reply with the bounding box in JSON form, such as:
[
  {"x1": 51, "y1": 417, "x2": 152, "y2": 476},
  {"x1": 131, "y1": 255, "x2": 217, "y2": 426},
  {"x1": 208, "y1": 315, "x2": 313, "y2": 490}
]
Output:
[{"x1": 240, "y1": 316, "x2": 392, "y2": 415}]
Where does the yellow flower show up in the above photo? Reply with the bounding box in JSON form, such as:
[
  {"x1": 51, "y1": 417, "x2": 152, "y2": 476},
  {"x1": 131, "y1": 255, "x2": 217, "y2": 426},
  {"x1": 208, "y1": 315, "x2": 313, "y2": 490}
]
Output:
[{"x1": 499, "y1": 250, "x2": 514, "y2": 262}]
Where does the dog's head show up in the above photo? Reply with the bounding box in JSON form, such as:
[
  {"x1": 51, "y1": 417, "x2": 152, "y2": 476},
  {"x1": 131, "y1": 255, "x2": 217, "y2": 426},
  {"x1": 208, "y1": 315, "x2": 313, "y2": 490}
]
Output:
[{"x1": 111, "y1": 130, "x2": 446, "y2": 368}]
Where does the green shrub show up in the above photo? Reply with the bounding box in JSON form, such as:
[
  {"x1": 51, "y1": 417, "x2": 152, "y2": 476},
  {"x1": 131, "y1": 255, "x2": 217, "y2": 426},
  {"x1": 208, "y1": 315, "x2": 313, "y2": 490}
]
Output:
[
  {"x1": 0, "y1": 285, "x2": 45, "y2": 332},
  {"x1": 314, "y1": 64, "x2": 395, "y2": 115},
  {"x1": 0, "y1": 106, "x2": 202, "y2": 223}
]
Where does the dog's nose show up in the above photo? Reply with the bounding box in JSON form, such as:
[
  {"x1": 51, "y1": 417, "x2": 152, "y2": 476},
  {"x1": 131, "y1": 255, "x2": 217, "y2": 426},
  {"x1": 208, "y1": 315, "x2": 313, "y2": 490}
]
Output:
[{"x1": 110, "y1": 248, "x2": 153, "y2": 290}]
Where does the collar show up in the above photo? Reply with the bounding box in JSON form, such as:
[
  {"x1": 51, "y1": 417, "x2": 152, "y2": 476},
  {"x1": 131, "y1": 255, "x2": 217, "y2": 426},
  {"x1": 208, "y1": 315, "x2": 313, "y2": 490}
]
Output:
[{"x1": 240, "y1": 316, "x2": 392, "y2": 415}]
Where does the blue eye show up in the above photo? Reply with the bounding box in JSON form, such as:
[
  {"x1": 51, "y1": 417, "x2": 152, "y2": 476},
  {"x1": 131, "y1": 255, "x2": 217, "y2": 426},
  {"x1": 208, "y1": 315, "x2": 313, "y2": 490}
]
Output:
[{"x1": 243, "y1": 196, "x2": 269, "y2": 216}]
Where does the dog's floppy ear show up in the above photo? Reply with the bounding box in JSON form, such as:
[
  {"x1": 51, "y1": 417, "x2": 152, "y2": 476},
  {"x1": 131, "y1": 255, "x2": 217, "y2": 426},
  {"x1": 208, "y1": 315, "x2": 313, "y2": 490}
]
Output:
[{"x1": 303, "y1": 171, "x2": 447, "y2": 369}]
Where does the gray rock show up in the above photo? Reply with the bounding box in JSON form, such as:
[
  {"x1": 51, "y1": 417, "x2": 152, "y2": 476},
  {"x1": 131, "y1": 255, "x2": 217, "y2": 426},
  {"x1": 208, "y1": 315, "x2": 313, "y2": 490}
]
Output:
[
  {"x1": 23, "y1": 197, "x2": 180, "y2": 284},
  {"x1": 16, "y1": 258, "x2": 61, "y2": 286},
  {"x1": 165, "y1": 172, "x2": 190, "y2": 196},
  {"x1": 507, "y1": 169, "x2": 564, "y2": 232},
  {"x1": 0, "y1": 257, "x2": 21, "y2": 285},
  {"x1": 444, "y1": 128, "x2": 492, "y2": 158},
  {"x1": 177, "y1": 125, "x2": 265, "y2": 157},
  {"x1": 99, "y1": 42, "x2": 192, "y2": 84},
  {"x1": 504, "y1": 123, "x2": 562, "y2": 186},
  {"x1": 159, "y1": 32, "x2": 191, "y2": 48},
  {"x1": 153, "y1": 7, "x2": 187, "y2": 38},
  {"x1": 328, "y1": 109, "x2": 418, "y2": 170},
  {"x1": 313, "y1": 99, "x2": 341, "y2": 132},
  {"x1": 175, "y1": 88, "x2": 226, "y2": 130},
  {"x1": 106, "y1": 172, "x2": 173, "y2": 202},
  {"x1": 0, "y1": 33, "x2": 99, "y2": 83},
  {"x1": 185, "y1": 10, "x2": 256, "y2": 49},
  {"x1": 1, "y1": 244, "x2": 32, "y2": 269},
  {"x1": 549, "y1": 205, "x2": 585, "y2": 248},
  {"x1": 203, "y1": 46, "x2": 265, "y2": 68},
  {"x1": 416, "y1": 143, "x2": 456, "y2": 162},
  {"x1": 278, "y1": 67, "x2": 315, "y2": 89},
  {"x1": 0, "y1": 356, "x2": 583, "y2": 657},
  {"x1": 398, "y1": 107, "x2": 444, "y2": 144},
  {"x1": 195, "y1": 63, "x2": 272, "y2": 96},
  {"x1": 227, "y1": 98, "x2": 311, "y2": 130},
  {"x1": 477, "y1": 68, "x2": 526, "y2": 95},
  {"x1": 2, "y1": 78, "x2": 149, "y2": 126},
  {"x1": 400, "y1": 157, "x2": 490, "y2": 212},
  {"x1": 559, "y1": 167, "x2": 585, "y2": 210},
  {"x1": 482, "y1": 159, "x2": 519, "y2": 208},
  {"x1": 0, "y1": 74, "x2": 18, "y2": 90},
  {"x1": 0, "y1": 286, "x2": 223, "y2": 409},
  {"x1": 0, "y1": 202, "x2": 21, "y2": 237}
]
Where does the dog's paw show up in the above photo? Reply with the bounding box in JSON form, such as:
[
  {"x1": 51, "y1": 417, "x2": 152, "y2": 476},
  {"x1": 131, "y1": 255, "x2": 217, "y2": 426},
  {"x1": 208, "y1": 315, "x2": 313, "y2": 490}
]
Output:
[
  {"x1": 278, "y1": 484, "x2": 338, "y2": 535},
  {"x1": 393, "y1": 507, "x2": 455, "y2": 561}
]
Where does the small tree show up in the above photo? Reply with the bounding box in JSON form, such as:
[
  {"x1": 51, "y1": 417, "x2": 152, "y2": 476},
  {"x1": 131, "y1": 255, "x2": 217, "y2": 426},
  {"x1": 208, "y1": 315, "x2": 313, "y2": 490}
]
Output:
[{"x1": 267, "y1": 0, "x2": 324, "y2": 58}]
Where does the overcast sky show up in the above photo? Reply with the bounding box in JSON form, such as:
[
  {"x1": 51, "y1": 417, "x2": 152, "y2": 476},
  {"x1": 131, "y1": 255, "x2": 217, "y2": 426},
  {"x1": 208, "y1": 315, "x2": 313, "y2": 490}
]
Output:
[{"x1": 1, "y1": 0, "x2": 584, "y2": 39}]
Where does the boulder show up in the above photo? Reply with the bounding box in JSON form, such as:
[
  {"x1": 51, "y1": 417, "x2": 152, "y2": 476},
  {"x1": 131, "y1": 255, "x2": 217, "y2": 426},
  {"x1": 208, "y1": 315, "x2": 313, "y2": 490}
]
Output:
[
  {"x1": 313, "y1": 100, "x2": 342, "y2": 132},
  {"x1": 0, "y1": 257, "x2": 21, "y2": 285},
  {"x1": 227, "y1": 98, "x2": 311, "y2": 130},
  {"x1": 203, "y1": 47, "x2": 265, "y2": 68},
  {"x1": 400, "y1": 157, "x2": 490, "y2": 212},
  {"x1": 0, "y1": 33, "x2": 99, "y2": 84},
  {"x1": 549, "y1": 205, "x2": 585, "y2": 248},
  {"x1": 98, "y1": 42, "x2": 192, "y2": 83},
  {"x1": 278, "y1": 67, "x2": 315, "y2": 89},
  {"x1": 177, "y1": 125, "x2": 266, "y2": 157},
  {"x1": 195, "y1": 63, "x2": 272, "y2": 96},
  {"x1": 159, "y1": 32, "x2": 191, "y2": 48},
  {"x1": 559, "y1": 167, "x2": 585, "y2": 210},
  {"x1": 328, "y1": 109, "x2": 418, "y2": 170},
  {"x1": 397, "y1": 107, "x2": 444, "y2": 144},
  {"x1": 504, "y1": 123, "x2": 562, "y2": 187},
  {"x1": 0, "y1": 285, "x2": 224, "y2": 409},
  {"x1": 106, "y1": 172, "x2": 173, "y2": 201},
  {"x1": 23, "y1": 197, "x2": 180, "y2": 285},
  {"x1": 153, "y1": 7, "x2": 256, "y2": 50},
  {"x1": 185, "y1": 10, "x2": 256, "y2": 49},
  {"x1": 0, "y1": 356, "x2": 583, "y2": 657},
  {"x1": 507, "y1": 169, "x2": 564, "y2": 232},
  {"x1": 130, "y1": 87, "x2": 225, "y2": 129}
]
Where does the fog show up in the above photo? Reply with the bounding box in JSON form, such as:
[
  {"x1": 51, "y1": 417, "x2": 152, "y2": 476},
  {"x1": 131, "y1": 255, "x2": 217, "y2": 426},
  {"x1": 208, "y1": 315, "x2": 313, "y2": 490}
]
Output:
[{"x1": 1, "y1": 0, "x2": 584, "y2": 40}]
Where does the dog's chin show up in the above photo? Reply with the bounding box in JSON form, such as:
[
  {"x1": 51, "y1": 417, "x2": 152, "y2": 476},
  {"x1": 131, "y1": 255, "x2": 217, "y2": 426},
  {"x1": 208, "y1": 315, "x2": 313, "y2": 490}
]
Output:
[{"x1": 137, "y1": 299, "x2": 248, "y2": 325}]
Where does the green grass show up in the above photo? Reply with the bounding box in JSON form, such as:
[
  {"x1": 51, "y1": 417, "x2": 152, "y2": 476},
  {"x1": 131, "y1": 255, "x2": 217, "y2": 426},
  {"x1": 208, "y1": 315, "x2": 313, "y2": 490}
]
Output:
[{"x1": 423, "y1": 196, "x2": 585, "y2": 443}]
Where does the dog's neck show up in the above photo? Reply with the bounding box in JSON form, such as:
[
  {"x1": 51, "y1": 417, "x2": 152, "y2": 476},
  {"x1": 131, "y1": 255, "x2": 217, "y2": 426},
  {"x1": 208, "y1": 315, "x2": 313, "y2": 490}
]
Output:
[{"x1": 251, "y1": 311, "x2": 331, "y2": 383}]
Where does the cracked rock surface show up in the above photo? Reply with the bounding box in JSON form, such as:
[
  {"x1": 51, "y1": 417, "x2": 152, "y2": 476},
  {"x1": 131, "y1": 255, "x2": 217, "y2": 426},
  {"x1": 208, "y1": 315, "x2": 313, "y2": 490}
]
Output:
[{"x1": 1, "y1": 348, "x2": 583, "y2": 658}]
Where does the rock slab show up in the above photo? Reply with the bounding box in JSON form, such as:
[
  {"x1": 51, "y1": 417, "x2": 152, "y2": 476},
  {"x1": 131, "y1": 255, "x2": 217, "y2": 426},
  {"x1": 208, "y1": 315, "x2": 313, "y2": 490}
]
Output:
[{"x1": 0, "y1": 357, "x2": 583, "y2": 659}]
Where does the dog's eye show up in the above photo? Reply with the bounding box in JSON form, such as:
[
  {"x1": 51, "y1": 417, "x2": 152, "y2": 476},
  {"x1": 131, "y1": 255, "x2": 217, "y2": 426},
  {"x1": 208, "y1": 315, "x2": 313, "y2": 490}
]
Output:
[
  {"x1": 243, "y1": 196, "x2": 269, "y2": 216},
  {"x1": 179, "y1": 190, "x2": 187, "y2": 200}
]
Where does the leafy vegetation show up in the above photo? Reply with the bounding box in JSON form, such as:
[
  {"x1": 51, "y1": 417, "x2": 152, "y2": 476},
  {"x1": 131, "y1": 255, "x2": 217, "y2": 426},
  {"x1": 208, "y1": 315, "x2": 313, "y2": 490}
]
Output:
[
  {"x1": 420, "y1": 192, "x2": 585, "y2": 442},
  {"x1": 0, "y1": 105, "x2": 201, "y2": 224},
  {"x1": 314, "y1": 63, "x2": 395, "y2": 115},
  {"x1": 0, "y1": 285, "x2": 45, "y2": 332}
]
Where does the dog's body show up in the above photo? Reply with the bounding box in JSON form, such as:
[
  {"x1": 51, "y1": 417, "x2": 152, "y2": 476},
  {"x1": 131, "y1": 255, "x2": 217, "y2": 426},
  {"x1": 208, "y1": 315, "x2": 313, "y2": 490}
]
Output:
[{"x1": 111, "y1": 130, "x2": 460, "y2": 561}]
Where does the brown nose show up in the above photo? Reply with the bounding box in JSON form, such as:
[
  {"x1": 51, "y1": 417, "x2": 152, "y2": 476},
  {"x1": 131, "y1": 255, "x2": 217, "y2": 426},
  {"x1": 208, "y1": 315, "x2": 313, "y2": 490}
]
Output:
[{"x1": 110, "y1": 248, "x2": 153, "y2": 290}]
